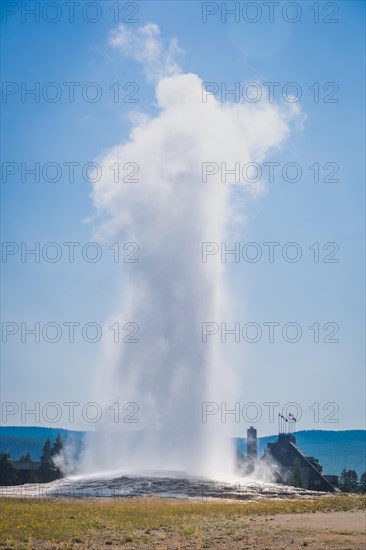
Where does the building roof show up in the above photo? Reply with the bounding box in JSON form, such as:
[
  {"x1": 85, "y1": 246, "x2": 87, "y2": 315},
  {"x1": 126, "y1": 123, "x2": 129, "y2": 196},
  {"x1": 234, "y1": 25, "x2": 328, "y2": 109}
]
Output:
[
  {"x1": 11, "y1": 461, "x2": 42, "y2": 471},
  {"x1": 263, "y1": 433, "x2": 337, "y2": 492}
]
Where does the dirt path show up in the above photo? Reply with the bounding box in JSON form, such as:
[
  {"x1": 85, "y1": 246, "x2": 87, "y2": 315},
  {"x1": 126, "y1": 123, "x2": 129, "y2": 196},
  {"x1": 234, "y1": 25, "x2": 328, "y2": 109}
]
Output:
[{"x1": 270, "y1": 509, "x2": 366, "y2": 531}]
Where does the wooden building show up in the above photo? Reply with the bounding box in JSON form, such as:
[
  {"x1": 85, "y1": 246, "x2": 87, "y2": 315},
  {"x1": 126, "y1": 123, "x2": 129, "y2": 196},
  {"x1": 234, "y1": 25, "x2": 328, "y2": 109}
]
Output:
[{"x1": 262, "y1": 433, "x2": 338, "y2": 492}]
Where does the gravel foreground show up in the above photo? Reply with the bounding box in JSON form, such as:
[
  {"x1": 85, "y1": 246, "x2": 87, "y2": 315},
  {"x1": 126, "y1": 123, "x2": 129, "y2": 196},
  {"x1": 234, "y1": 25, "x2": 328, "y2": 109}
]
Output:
[{"x1": 0, "y1": 495, "x2": 365, "y2": 549}]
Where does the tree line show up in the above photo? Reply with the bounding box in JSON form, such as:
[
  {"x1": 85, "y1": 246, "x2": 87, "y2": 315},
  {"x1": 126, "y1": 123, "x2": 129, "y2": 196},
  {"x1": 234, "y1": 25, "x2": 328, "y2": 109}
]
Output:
[
  {"x1": 1, "y1": 441, "x2": 365, "y2": 492},
  {"x1": 339, "y1": 469, "x2": 366, "y2": 493},
  {"x1": 0, "y1": 435, "x2": 64, "y2": 485}
]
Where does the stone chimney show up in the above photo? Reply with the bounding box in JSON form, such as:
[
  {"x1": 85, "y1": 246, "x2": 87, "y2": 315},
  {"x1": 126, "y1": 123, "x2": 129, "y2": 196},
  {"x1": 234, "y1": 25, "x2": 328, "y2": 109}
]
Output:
[{"x1": 247, "y1": 426, "x2": 257, "y2": 460}]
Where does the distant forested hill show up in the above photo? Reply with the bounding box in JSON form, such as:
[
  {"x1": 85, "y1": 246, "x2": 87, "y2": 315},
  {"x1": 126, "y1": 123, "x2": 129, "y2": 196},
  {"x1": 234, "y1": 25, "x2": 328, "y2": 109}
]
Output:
[
  {"x1": 0, "y1": 426, "x2": 85, "y2": 462},
  {"x1": 1, "y1": 427, "x2": 365, "y2": 476}
]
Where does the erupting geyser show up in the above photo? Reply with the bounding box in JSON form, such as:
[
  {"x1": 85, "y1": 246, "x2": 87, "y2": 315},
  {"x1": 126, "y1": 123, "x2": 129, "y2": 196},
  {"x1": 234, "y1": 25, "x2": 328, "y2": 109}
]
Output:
[{"x1": 80, "y1": 23, "x2": 297, "y2": 478}]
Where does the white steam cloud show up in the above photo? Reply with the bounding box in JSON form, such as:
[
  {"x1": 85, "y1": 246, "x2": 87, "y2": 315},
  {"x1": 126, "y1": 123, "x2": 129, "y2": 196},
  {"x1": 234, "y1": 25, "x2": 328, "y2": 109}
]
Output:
[
  {"x1": 109, "y1": 22, "x2": 183, "y2": 82},
  {"x1": 81, "y1": 24, "x2": 298, "y2": 478}
]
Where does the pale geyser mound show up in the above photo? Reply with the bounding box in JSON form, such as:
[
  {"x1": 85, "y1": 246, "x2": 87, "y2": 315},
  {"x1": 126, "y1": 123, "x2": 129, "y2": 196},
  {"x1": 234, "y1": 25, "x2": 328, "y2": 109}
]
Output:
[{"x1": 79, "y1": 25, "x2": 298, "y2": 480}]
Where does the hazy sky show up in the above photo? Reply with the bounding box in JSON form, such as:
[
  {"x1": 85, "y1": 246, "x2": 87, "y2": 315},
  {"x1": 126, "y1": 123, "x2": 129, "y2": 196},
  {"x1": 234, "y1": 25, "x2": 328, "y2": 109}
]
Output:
[{"x1": 1, "y1": 1, "x2": 365, "y2": 436}]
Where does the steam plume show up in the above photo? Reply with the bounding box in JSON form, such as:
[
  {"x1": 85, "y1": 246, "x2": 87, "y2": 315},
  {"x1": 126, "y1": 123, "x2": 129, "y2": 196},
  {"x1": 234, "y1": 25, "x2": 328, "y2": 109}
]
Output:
[{"x1": 81, "y1": 24, "x2": 297, "y2": 477}]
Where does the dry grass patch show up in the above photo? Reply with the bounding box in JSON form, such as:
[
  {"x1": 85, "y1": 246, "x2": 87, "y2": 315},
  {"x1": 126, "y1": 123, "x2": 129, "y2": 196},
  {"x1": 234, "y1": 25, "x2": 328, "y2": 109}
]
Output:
[{"x1": 0, "y1": 494, "x2": 365, "y2": 549}]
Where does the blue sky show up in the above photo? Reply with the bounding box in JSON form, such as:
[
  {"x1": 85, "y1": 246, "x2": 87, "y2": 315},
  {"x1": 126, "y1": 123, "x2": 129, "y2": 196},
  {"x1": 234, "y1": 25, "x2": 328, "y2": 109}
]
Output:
[{"x1": 1, "y1": 1, "x2": 365, "y2": 435}]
